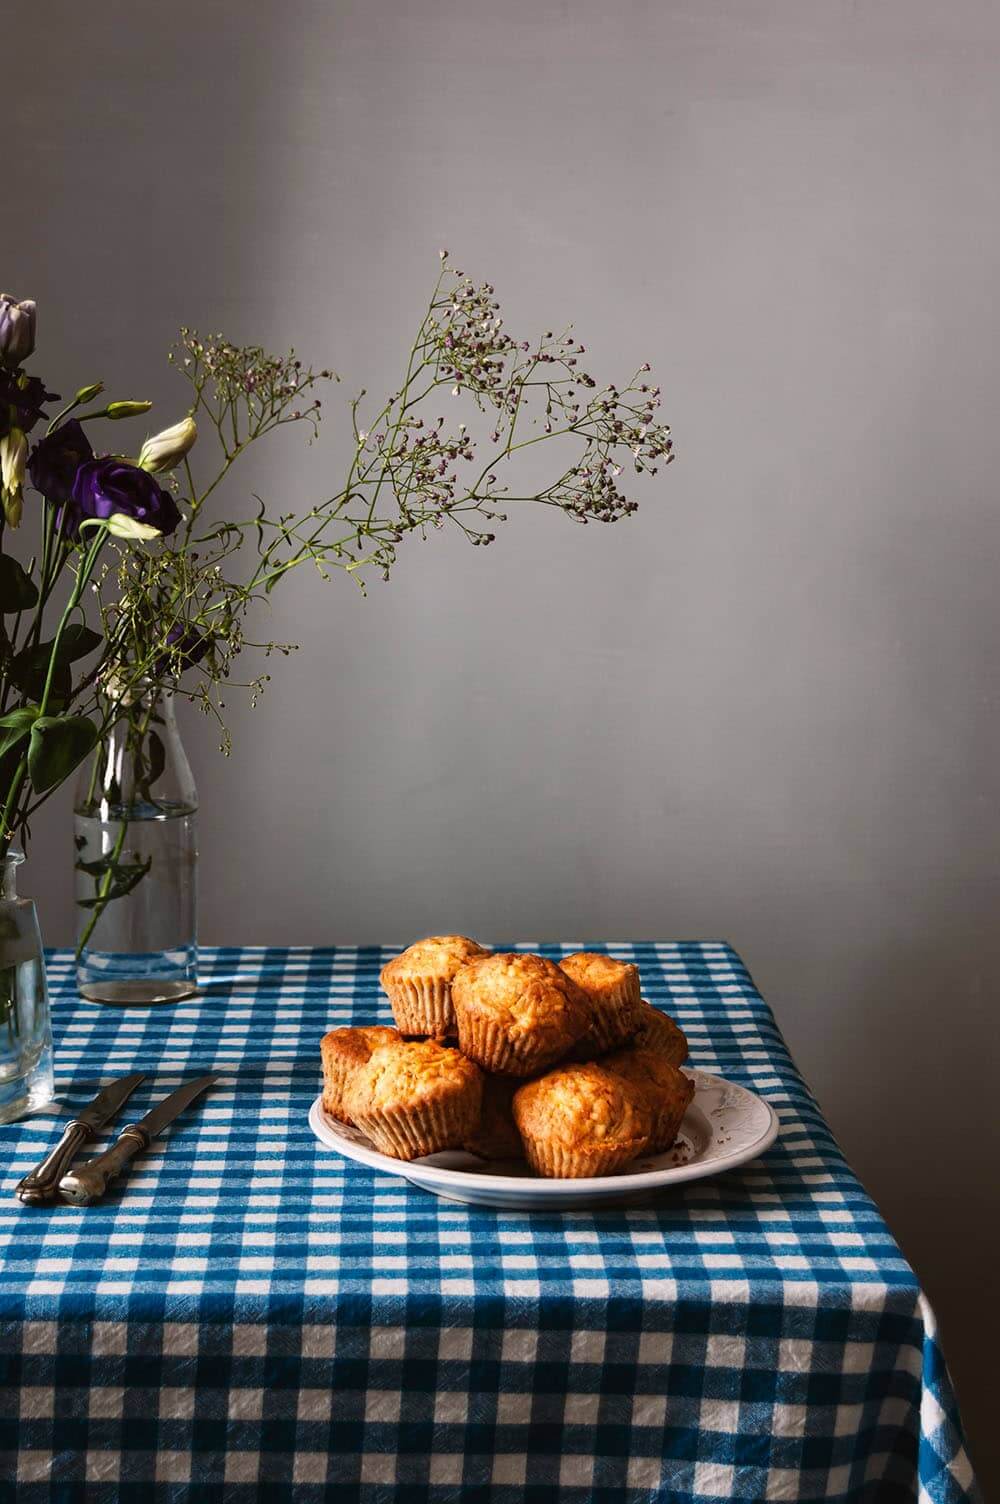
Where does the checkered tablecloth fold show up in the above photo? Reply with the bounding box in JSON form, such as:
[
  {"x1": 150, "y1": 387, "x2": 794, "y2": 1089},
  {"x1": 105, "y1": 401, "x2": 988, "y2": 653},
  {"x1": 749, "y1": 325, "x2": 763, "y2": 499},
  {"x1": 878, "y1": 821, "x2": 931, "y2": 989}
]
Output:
[{"x1": 0, "y1": 943, "x2": 979, "y2": 1502}]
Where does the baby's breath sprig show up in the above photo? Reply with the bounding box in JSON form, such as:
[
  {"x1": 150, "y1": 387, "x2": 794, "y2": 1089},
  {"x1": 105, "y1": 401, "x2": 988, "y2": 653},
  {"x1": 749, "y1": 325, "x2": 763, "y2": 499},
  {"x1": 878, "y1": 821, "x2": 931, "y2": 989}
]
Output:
[
  {"x1": 243, "y1": 256, "x2": 672, "y2": 590},
  {"x1": 98, "y1": 260, "x2": 671, "y2": 754},
  {"x1": 166, "y1": 331, "x2": 335, "y2": 537},
  {"x1": 170, "y1": 331, "x2": 332, "y2": 455}
]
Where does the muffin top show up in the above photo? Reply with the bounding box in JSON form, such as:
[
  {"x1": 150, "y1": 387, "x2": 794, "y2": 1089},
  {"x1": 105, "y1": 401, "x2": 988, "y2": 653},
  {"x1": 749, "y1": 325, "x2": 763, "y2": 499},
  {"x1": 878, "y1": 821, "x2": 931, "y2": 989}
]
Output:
[
  {"x1": 632, "y1": 1001, "x2": 688, "y2": 1065},
  {"x1": 452, "y1": 952, "x2": 590, "y2": 1044},
  {"x1": 344, "y1": 1038, "x2": 481, "y2": 1114},
  {"x1": 322, "y1": 1024, "x2": 400, "y2": 1067},
  {"x1": 603, "y1": 1045, "x2": 690, "y2": 1104},
  {"x1": 513, "y1": 1063, "x2": 651, "y2": 1150},
  {"x1": 381, "y1": 935, "x2": 488, "y2": 987},
  {"x1": 560, "y1": 951, "x2": 639, "y2": 997}
]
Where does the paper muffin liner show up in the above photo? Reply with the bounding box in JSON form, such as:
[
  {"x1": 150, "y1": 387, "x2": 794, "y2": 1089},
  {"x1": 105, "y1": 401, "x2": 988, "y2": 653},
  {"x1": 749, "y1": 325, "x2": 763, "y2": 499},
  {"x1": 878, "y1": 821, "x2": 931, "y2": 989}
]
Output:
[
  {"x1": 572, "y1": 989, "x2": 643, "y2": 1059},
  {"x1": 463, "y1": 1079, "x2": 523, "y2": 1161},
  {"x1": 321, "y1": 1080, "x2": 352, "y2": 1124},
  {"x1": 646, "y1": 1082, "x2": 695, "y2": 1153},
  {"x1": 383, "y1": 976, "x2": 454, "y2": 1039},
  {"x1": 519, "y1": 1134, "x2": 648, "y2": 1180},
  {"x1": 455, "y1": 1013, "x2": 558, "y2": 1077},
  {"x1": 321, "y1": 1050, "x2": 359, "y2": 1123},
  {"x1": 351, "y1": 1086, "x2": 479, "y2": 1161},
  {"x1": 647, "y1": 1114, "x2": 683, "y2": 1154},
  {"x1": 636, "y1": 1004, "x2": 688, "y2": 1066}
]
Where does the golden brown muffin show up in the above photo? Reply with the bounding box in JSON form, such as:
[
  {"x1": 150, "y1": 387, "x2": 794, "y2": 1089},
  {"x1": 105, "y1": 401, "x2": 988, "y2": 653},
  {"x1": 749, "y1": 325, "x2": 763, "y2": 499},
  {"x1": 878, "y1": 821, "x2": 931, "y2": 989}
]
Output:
[
  {"x1": 632, "y1": 1000, "x2": 689, "y2": 1067},
  {"x1": 513, "y1": 1063, "x2": 651, "y2": 1178},
  {"x1": 602, "y1": 1045, "x2": 694, "y2": 1153},
  {"x1": 343, "y1": 1038, "x2": 483, "y2": 1160},
  {"x1": 463, "y1": 1074, "x2": 523, "y2": 1161},
  {"x1": 451, "y1": 952, "x2": 591, "y2": 1077},
  {"x1": 321, "y1": 1025, "x2": 401, "y2": 1123},
  {"x1": 380, "y1": 935, "x2": 489, "y2": 1039},
  {"x1": 560, "y1": 951, "x2": 642, "y2": 1058}
]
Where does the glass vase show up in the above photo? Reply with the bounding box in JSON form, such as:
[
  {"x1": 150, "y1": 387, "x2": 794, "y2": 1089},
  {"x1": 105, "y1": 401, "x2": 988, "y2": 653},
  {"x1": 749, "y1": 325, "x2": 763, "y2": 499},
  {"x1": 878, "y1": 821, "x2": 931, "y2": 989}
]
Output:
[
  {"x1": 73, "y1": 687, "x2": 199, "y2": 1005},
  {"x1": 0, "y1": 850, "x2": 54, "y2": 1122}
]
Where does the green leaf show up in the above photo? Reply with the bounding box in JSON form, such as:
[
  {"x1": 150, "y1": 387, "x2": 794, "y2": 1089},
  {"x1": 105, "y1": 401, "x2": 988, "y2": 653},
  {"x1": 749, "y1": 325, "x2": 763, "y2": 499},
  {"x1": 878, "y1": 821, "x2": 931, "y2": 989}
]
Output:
[
  {"x1": 0, "y1": 706, "x2": 41, "y2": 730},
  {"x1": 27, "y1": 715, "x2": 98, "y2": 795},
  {"x1": 75, "y1": 854, "x2": 152, "y2": 907},
  {"x1": 7, "y1": 647, "x2": 71, "y2": 704},
  {"x1": 0, "y1": 705, "x2": 40, "y2": 759},
  {"x1": 49, "y1": 624, "x2": 102, "y2": 663},
  {"x1": 0, "y1": 554, "x2": 39, "y2": 612},
  {"x1": 146, "y1": 730, "x2": 166, "y2": 788},
  {"x1": 9, "y1": 625, "x2": 100, "y2": 703}
]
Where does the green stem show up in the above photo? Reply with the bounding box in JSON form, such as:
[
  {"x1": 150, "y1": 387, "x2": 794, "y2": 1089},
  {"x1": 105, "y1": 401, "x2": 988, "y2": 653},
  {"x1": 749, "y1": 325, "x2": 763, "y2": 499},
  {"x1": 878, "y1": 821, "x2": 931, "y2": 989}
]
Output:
[
  {"x1": 74, "y1": 807, "x2": 129, "y2": 960},
  {"x1": 74, "y1": 692, "x2": 158, "y2": 959},
  {"x1": 30, "y1": 506, "x2": 71, "y2": 651},
  {"x1": 36, "y1": 532, "x2": 106, "y2": 718},
  {"x1": 0, "y1": 529, "x2": 107, "y2": 849}
]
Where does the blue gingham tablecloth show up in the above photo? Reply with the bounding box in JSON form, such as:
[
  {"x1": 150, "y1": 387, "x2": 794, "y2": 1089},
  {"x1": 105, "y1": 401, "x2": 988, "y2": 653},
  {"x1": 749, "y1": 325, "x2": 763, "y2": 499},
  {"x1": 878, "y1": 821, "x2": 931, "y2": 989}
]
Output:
[{"x1": 0, "y1": 943, "x2": 979, "y2": 1503}]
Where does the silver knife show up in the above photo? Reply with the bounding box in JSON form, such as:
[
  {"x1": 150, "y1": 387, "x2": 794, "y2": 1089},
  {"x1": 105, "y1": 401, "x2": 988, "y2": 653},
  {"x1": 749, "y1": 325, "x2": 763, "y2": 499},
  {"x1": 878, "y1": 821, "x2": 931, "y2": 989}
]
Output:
[
  {"x1": 16, "y1": 1073, "x2": 147, "y2": 1206},
  {"x1": 58, "y1": 1074, "x2": 217, "y2": 1206}
]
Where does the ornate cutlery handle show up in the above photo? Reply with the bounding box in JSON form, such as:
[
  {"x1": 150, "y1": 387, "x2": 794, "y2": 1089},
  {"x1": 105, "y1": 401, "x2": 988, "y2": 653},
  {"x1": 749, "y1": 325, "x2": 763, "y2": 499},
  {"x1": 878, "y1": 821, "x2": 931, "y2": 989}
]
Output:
[
  {"x1": 16, "y1": 1121, "x2": 95, "y2": 1205},
  {"x1": 58, "y1": 1126, "x2": 151, "y2": 1206}
]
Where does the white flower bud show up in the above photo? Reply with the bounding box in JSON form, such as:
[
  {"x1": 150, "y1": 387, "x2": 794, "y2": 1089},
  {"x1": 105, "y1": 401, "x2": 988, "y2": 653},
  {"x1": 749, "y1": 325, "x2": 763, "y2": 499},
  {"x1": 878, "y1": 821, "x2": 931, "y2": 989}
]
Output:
[
  {"x1": 106, "y1": 512, "x2": 162, "y2": 541},
  {"x1": 137, "y1": 415, "x2": 198, "y2": 473},
  {"x1": 0, "y1": 427, "x2": 27, "y2": 526}
]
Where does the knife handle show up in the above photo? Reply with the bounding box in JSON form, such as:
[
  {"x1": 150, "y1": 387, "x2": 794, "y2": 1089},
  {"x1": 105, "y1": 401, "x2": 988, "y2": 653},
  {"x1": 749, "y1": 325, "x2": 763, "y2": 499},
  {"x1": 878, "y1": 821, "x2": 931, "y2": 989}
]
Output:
[
  {"x1": 16, "y1": 1121, "x2": 96, "y2": 1205},
  {"x1": 58, "y1": 1125, "x2": 151, "y2": 1206}
]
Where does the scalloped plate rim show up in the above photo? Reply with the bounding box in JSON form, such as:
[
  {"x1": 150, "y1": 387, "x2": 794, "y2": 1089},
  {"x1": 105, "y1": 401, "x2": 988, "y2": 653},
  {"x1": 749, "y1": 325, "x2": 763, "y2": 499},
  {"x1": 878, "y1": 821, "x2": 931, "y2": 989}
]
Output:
[{"x1": 308, "y1": 1068, "x2": 779, "y2": 1201}]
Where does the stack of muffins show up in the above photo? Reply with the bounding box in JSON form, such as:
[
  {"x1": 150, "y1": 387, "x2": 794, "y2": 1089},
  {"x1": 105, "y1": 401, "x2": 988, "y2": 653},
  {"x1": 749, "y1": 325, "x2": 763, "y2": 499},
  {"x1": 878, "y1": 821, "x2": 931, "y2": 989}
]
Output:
[{"x1": 320, "y1": 937, "x2": 694, "y2": 1179}]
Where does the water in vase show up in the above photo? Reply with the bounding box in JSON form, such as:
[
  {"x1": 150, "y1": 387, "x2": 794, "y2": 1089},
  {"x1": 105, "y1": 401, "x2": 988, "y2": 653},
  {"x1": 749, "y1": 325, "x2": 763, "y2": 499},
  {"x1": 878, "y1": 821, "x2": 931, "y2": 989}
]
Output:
[
  {"x1": 74, "y1": 800, "x2": 198, "y2": 1003},
  {"x1": 0, "y1": 851, "x2": 54, "y2": 1122},
  {"x1": 74, "y1": 686, "x2": 199, "y2": 1005}
]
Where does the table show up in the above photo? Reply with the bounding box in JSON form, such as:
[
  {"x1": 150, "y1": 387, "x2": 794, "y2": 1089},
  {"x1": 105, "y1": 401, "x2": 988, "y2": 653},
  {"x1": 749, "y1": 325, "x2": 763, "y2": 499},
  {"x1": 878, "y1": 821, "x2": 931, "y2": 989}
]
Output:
[{"x1": 0, "y1": 943, "x2": 979, "y2": 1502}]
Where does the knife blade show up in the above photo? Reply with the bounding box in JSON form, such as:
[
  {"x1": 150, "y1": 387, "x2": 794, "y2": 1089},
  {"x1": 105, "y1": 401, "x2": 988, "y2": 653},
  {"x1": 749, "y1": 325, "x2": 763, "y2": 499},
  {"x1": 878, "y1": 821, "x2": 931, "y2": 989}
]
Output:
[
  {"x1": 16, "y1": 1073, "x2": 147, "y2": 1206},
  {"x1": 57, "y1": 1074, "x2": 218, "y2": 1206}
]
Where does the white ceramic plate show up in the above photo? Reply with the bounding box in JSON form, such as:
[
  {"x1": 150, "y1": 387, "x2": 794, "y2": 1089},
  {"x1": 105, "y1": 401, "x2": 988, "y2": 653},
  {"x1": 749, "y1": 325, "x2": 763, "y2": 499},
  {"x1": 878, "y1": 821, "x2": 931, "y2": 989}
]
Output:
[{"x1": 308, "y1": 1069, "x2": 779, "y2": 1209}]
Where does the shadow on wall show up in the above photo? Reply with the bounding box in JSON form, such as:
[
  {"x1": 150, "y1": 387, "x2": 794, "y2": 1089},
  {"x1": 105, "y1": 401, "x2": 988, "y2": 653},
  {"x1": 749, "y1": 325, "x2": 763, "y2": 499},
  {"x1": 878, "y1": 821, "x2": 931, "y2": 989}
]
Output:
[
  {"x1": 7, "y1": 0, "x2": 305, "y2": 943},
  {"x1": 766, "y1": 916, "x2": 999, "y2": 1490}
]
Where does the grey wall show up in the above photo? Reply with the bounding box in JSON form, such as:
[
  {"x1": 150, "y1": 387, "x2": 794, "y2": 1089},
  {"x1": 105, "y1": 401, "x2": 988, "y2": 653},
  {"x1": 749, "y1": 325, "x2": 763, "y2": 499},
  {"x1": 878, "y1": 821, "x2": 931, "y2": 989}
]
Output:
[{"x1": 11, "y1": 0, "x2": 999, "y2": 1486}]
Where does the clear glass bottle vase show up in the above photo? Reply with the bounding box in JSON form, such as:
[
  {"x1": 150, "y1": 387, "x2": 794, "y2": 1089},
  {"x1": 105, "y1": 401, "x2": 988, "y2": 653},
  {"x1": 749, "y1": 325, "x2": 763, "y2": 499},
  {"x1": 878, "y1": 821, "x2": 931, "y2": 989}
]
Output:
[
  {"x1": 74, "y1": 687, "x2": 199, "y2": 1004},
  {"x1": 0, "y1": 850, "x2": 54, "y2": 1122}
]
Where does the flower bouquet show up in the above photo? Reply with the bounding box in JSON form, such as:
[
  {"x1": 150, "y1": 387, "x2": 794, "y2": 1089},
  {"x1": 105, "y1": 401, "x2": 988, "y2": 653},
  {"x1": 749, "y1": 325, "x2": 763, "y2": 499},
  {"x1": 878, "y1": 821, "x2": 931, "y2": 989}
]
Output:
[{"x1": 0, "y1": 257, "x2": 672, "y2": 1095}]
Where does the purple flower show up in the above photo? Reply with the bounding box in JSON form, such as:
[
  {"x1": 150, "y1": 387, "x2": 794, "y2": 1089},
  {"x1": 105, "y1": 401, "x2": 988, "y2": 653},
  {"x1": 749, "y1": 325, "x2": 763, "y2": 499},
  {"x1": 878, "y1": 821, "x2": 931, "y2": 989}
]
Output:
[
  {"x1": 70, "y1": 457, "x2": 181, "y2": 539},
  {"x1": 155, "y1": 625, "x2": 210, "y2": 679},
  {"x1": 0, "y1": 371, "x2": 59, "y2": 438},
  {"x1": 28, "y1": 419, "x2": 94, "y2": 504}
]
